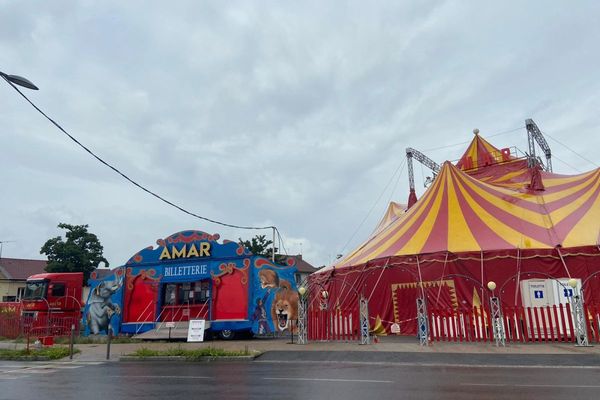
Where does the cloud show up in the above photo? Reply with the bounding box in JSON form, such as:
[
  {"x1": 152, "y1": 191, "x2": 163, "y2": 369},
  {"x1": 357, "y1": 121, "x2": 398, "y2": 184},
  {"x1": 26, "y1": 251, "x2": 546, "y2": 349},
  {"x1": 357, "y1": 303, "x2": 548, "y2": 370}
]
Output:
[{"x1": 1, "y1": 1, "x2": 599, "y2": 268}]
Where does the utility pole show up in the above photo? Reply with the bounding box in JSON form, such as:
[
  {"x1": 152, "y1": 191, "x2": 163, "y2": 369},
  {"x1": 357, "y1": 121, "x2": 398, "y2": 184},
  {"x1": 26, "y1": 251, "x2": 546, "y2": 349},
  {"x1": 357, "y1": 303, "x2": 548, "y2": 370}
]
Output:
[{"x1": 0, "y1": 240, "x2": 16, "y2": 259}]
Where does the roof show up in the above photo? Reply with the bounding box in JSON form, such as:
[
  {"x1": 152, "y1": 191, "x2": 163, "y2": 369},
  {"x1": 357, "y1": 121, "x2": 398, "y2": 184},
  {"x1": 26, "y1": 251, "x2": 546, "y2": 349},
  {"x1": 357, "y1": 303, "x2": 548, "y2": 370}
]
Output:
[
  {"x1": 287, "y1": 255, "x2": 317, "y2": 273},
  {"x1": 328, "y1": 134, "x2": 600, "y2": 271},
  {"x1": 0, "y1": 258, "x2": 48, "y2": 280}
]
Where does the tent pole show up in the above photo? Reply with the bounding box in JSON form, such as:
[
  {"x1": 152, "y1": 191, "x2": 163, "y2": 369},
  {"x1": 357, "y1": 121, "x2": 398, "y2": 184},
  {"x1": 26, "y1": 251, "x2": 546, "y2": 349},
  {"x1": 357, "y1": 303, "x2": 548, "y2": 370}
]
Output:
[
  {"x1": 272, "y1": 227, "x2": 276, "y2": 262},
  {"x1": 556, "y1": 246, "x2": 572, "y2": 278},
  {"x1": 514, "y1": 247, "x2": 521, "y2": 306},
  {"x1": 416, "y1": 255, "x2": 425, "y2": 300},
  {"x1": 367, "y1": 260, "x2": 389, "y2": 302},
  {"x1": 434, "y1": 252, "x2": 449, "y2": 308},
  {"x1": 480, "y1": 250, "x2": 485, "y2": 309}
]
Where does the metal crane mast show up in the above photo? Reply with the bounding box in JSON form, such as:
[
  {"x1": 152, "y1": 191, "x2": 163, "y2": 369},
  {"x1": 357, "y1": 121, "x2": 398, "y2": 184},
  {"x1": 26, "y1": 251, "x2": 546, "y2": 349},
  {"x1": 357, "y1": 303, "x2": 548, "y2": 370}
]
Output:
[
  {"x1": 525, "y1": 119, "x2": 552, "y2": 172},
  {"x1": 406, "y1": 147, "x2": 441, "y2": 191}
]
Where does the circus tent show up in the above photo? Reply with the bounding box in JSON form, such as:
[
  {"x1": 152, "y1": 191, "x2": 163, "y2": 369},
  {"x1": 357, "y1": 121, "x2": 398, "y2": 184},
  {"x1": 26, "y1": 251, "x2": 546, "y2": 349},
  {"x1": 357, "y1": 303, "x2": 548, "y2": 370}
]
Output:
[{"x1": 313, "y1": 133, "x2": 600, "y2": 336}]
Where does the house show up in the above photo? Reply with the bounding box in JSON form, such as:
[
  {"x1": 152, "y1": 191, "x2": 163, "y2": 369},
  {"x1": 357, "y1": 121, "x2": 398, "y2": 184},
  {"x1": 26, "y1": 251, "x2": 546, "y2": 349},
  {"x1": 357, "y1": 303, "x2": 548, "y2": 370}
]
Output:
[
  {"x1": 287, "y1": 254, "x2": 317, "y2": 286},
  {"x1": 0, "y1": 258, "x2": 47, "y2": 302}
]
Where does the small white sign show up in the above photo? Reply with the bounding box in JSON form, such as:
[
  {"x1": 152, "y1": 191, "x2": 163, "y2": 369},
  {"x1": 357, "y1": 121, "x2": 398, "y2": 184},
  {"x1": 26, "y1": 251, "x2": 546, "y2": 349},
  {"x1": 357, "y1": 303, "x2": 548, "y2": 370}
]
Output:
[
  {"x1": 187, "y1": 319, "x2": 205, "y2": 342},
  {"x1": 165, "y1": 321, "x2": 176, "y2": 329},
  {"x1": 390, "y1": 323, "x2": 401, "y2": 334}
]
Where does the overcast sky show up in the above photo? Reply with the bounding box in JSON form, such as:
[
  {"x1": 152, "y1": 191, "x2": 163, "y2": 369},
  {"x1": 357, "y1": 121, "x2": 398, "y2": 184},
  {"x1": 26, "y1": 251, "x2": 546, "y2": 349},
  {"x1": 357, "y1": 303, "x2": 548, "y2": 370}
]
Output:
[{"x1": 1, "y1": 1, "x2": 599, "y2": 268}]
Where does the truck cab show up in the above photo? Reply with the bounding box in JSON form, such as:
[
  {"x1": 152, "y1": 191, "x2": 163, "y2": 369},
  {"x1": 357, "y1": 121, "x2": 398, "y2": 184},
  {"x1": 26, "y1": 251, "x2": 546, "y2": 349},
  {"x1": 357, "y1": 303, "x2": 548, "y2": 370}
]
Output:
[{"x1": 21, "y1": 272, "x2": 83, "y2": 317}]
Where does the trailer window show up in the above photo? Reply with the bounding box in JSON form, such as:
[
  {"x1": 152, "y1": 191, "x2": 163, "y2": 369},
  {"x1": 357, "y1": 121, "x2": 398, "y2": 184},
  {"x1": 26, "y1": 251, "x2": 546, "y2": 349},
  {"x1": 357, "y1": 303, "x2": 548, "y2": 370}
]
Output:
[
  {"x1": 23, "y1": 280, "x2": 48, "y2": 299},
  {"x1": 164, "y1": 284, "x2": 177, "y2": 305},
  {"x1": 51, "y1": 283, "x2": 65, "y2": 297},
  {"x1": 163, "y1": 281, "x2": 210, "y2": 306}
]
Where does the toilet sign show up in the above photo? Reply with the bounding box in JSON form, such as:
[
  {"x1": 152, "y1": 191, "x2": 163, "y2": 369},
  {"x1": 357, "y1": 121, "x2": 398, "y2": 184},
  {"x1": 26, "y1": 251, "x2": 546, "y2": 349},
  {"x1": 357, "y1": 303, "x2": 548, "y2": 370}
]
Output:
[{"x1": 187, "y1": 319, "x2": 206, "y2": 342}]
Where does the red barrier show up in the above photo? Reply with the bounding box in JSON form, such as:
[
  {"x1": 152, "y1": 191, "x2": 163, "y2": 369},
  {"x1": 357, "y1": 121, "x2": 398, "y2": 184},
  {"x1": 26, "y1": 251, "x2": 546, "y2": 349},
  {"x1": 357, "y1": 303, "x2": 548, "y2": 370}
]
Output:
[{"x1": 307, "y1": 306, "x2": 360, "y2": 342}]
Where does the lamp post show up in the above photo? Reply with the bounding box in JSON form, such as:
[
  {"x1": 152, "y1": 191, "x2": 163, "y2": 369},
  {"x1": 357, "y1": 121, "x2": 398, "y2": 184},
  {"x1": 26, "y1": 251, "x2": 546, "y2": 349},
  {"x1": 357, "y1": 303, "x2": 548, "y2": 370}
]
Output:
[
  {"x1": 487, "y1": 281, "x2": 505, "y2": 347},
  {"x1": 0, "y1": 71, "x2": 39, "y2": 90},
  {"x1": 568, "y1": 278, "x2": 590, "y2": 347},
  {"x1": 297, "y1": 286, "x2": 308, "y2": 345}
]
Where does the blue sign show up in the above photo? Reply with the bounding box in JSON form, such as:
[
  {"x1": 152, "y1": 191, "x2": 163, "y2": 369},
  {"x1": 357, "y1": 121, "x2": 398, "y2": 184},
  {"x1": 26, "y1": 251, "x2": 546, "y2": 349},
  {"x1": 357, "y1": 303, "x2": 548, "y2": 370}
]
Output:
[
  {"x1": 161, "y1": 263, "x2": 210, "y2": 283},
  {"x1": 534, "y1": 290, "x2": 544, "y2": 299},
  {"x1": 563, "y1": 288, "x2": 573, "y2": 298}
]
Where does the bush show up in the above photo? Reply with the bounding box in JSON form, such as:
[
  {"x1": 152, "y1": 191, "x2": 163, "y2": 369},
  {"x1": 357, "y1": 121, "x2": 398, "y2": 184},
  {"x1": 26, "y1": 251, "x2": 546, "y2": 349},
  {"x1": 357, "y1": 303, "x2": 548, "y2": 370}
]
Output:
[
  {"x1": 130, "y1": 346, "x2": 253, "y2": 359},
  {"x1": 0, "y1": 347, "x2": 79, "y2": 360}
]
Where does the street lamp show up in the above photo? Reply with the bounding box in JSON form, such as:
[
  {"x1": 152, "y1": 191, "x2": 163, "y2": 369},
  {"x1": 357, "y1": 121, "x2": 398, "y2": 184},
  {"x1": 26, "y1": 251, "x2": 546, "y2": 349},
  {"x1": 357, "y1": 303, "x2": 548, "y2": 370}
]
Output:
[
  {"x1": 0, "y1": 71, "x2": 39, "y2": 90},
  {"x1": 487, "y1": 280, "x2": 505, "y2": 346},
  {"x1": 297, "y1": 286, "x2": 308, "y2": 345}
]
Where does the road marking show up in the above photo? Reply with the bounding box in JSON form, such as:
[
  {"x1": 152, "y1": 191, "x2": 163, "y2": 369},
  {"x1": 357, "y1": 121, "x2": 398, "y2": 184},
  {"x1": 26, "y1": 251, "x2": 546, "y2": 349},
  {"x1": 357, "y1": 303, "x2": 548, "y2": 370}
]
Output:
[
  {"x1": 107, "y1": 375, "x2": 213, "y2": 379},
  {"x1": 255, "y1": 359, "x2": 600, "y2": 370},
  {"x1": 462, "y1": 383, "x2": 600, "y2": 389},
  {"x1": 264, "y1": 377, "x2": 394, "y2": 383}
]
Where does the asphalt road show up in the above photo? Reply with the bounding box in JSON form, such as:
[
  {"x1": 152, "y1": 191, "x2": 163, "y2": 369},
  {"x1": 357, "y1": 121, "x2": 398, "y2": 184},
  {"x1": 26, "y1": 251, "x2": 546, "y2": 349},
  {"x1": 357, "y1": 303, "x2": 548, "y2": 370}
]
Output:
[{"x1": 1, "y1": 353, "x2": 600, "y2": 400}]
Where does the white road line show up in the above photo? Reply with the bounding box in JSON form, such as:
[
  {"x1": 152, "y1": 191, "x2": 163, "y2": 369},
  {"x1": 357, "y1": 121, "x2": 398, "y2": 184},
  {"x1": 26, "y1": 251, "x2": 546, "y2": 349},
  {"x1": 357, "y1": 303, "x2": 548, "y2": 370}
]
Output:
[
  {"x1": 462, "y1": 383, "x2": 600, "y2": 388},
  {"x1": 106, "y1": 375, "x2": 213, "y2": 379},
  {"x1": 255, "y1": 360, "x2": 600, "y2": 370},
  {"x1": 263, "y1": 377, "x2": 394, "y2": 384},
  {"x1": 9, "y1": 369, "x2": 55, "y2": 374}
]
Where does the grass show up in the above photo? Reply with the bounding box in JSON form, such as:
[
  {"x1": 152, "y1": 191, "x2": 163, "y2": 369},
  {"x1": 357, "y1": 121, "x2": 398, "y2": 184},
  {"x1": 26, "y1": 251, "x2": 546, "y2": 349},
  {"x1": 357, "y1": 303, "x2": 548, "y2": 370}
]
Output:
[
  {"x1": 0, "y1": 347, "x2": 79, "y2": 360},
  {"x1": 52, "y1": 336, "x2": 143, "y2": 345},
  {"x1": 130, "y1": 346, "x2": 254, "y2": 360},
  {"x1": 5, "y1": 335, "x2": 143, "y2": 344}
]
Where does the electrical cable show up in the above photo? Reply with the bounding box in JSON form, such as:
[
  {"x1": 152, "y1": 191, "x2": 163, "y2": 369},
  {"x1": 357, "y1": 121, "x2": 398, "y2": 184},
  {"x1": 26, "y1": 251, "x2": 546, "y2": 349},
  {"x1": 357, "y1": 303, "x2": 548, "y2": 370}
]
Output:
[
  {"x1": 337, "y1": 157, "x2": 406, "y2": 256},
  {"x1": 1, "y1": 75, "x2": 274, "y2": 231},
  {"x1": 275, "y1": 227, "x2": 289, "y2": 256},
  {"x1": 542, "y1": 131, "x2": 599, "y2": 169},
  {"x1": 421, "y1": 126, "x2": 524, "y2": 152},
  {"x1": 552, "y1": 154, "x2": 582, "y2": 173}
]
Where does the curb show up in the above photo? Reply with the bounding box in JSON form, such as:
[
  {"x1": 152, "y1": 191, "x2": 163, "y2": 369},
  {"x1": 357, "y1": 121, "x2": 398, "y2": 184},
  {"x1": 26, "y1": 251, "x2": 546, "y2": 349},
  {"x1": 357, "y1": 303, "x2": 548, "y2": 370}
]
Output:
[
  {"x1": 119, "y1": 354, "x2": 258, "y2": 362},
  {"x1": 0, "y1": 356, "x2": 52, "y2": 361}
]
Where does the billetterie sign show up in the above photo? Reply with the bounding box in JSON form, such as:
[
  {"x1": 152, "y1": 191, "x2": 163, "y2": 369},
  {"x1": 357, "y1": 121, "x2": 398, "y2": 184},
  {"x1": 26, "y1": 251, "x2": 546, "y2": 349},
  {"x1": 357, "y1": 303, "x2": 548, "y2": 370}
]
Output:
[
  {"x1": 159, "y1": 242, "x2": 211, "y2": 260},
  {"x1": 164, "y1": 264, "x2": 208, "y2": 278}
]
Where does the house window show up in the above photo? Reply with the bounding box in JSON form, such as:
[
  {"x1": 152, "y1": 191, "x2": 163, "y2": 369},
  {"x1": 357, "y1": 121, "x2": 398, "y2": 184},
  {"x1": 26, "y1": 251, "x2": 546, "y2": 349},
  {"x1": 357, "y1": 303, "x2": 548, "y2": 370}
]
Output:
[{"x1": 16, "y1": 287, "x2": 25, "y2": 301}]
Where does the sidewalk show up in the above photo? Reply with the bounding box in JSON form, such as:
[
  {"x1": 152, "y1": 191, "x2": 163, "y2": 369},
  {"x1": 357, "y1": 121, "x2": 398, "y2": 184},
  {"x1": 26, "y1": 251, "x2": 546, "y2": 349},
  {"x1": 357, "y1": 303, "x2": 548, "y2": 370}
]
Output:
[{"x1": 4, "y1": 335, "x2": 598, "y2": 362}]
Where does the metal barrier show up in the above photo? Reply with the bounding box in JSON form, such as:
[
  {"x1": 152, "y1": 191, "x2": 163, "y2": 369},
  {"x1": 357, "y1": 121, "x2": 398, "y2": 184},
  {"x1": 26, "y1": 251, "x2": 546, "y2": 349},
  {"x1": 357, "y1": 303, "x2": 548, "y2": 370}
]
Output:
[
  {"x1": 0, "y1": 314, "x2": 80, "y2": 339},
  {"x1": 426, "y1": 304, "x2": 600, "y2": 344},
  {"x1": 307, "y1": 308, "x2": 360, "y2": 341}
]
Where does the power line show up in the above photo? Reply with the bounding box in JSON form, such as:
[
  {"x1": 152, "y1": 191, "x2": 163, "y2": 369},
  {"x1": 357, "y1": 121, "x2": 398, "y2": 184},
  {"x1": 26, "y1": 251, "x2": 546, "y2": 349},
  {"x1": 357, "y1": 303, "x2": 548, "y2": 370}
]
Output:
[
  {"x1": 274, "y1": 227, "x2": 289, "y2": 256},
  {"x1": 337, "y1": 157, "x2": 407, "y2": 256},
  {"x1": 552, "y1": 154, "x2": 582, "y2": 173},
  {"x1": 421, "y1": 126, "x2": 524, "y2": 152},
  {"x1": 542, "y1": 131, "x2": 599, "y2": 169},
  {"x1": 1, "y1": 75, "x2": 273, "y2": 231}
]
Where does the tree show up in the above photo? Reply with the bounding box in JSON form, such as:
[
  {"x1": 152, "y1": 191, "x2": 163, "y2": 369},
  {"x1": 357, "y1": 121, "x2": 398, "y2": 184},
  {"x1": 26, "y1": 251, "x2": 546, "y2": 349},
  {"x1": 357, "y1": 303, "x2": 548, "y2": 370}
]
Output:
[
  {"x1": 40, "y1": 223, "x2": 108, "y2": 283},
  {"x1": 239, "y1": 234, "x2": 278, "y2": 259}
]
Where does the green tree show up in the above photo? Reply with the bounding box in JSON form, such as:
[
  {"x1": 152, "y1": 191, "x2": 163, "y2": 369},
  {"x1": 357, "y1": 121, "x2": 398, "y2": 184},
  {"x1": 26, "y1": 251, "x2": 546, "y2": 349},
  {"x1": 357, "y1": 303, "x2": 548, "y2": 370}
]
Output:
[
  {"x1": 239, "y1": 234, "x2": 278, "y2": 259},
  {"x1": 40, "y1": 223, "x2": 108, "y2": 283}
]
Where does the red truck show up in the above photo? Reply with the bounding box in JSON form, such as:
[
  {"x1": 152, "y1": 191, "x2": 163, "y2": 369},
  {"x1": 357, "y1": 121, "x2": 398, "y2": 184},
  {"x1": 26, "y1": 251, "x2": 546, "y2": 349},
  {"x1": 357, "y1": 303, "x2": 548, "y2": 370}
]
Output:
[{"x1": 20, "y1": 272, "x2": 83, "y2": 338}]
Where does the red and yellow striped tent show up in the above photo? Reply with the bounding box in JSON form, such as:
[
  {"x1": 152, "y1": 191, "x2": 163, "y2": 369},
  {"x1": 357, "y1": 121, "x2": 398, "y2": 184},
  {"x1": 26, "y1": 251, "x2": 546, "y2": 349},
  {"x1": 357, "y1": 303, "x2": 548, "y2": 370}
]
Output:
[{"x1": 314, "y1": 133, "x2": 600, "y2": 335}]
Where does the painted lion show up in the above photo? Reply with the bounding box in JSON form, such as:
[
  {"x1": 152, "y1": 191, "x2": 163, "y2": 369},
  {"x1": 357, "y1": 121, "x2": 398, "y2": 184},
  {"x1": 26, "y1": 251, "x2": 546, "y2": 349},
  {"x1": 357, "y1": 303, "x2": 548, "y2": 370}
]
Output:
[{"x1": 271, "y1": 280, "x2": 298, "y2": 333}]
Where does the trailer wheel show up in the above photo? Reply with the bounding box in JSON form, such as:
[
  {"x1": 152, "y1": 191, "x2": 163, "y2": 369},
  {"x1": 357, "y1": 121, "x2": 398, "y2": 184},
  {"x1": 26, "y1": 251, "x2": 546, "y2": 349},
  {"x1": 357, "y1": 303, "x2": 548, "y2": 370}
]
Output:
[{"x1": 219, "y1": 329, "x2": 235, "y2": 340}]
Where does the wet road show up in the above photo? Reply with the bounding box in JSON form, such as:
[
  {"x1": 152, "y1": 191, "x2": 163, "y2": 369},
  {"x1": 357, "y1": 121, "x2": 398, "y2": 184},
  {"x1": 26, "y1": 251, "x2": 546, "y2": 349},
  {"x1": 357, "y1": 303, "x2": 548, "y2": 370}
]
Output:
[{"x1": 1, "y1": 354, "x2": 600, "y2": 400}]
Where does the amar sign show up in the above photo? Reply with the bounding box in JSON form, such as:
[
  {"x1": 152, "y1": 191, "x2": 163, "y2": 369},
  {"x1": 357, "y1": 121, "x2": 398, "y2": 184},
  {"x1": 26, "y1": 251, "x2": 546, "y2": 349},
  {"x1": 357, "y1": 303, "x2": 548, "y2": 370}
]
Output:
[{"x1": 159, "y1": 242, "x2": 211, "y2": 260}]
